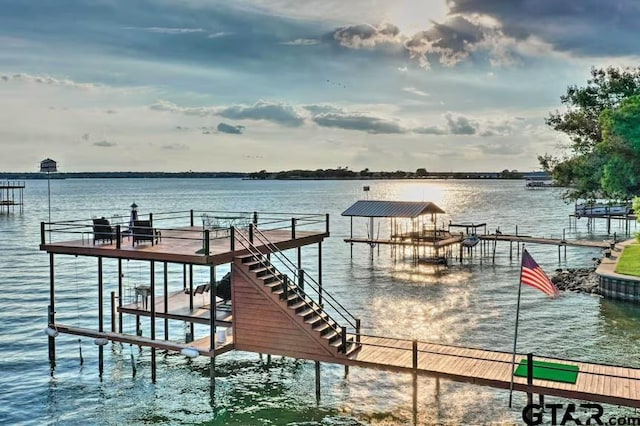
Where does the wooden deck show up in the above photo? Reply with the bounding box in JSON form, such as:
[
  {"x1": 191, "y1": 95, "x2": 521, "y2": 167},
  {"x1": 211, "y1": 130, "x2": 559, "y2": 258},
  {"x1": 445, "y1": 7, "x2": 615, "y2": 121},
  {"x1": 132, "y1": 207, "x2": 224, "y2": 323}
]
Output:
[
  {"x1": 479, "y1": 234, "x2": 611, "y2": 249},
  {"x1": 41, "y1": 227, "x2": 328, "y2": 265},
  {"x1": 119, "y1": 289, "x2": 233, "y2": 326},
  {"x1": 344, "y1": 336, "x2": 640, "y2": 408},
  {"x1": 53, "y1": 324, "x2": 234, "y2": 357},
  {"x1": 344, "y1": 235, "x2": 463, "y2": 247},
  {"x1": 49, "y1": 325, "x2": 640, "y2": 408}
]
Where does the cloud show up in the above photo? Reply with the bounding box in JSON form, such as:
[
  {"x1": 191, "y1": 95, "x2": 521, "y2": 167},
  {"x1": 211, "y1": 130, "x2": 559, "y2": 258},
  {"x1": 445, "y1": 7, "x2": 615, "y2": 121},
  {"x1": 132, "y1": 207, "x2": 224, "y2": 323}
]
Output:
[
  {"x1": 1, "y1": 73, "x2": 102, "y2": 90},
  {"x1": 413, "y1": 125, "x2": 447, "y2": 135},
  {"x1": 208, "y1": 32, "x2": 231, "y2": 38},
  {"x1": 312, "y1": 112, "x2": 406, "y2": 134},
  {"x1": 150, "y1": 100, "x2": 217, "y2": 116},
  {"x1": 448, "y1": 0, "x2": 640, "y2": 57},
  {"x1": 331, "y1": 23, "x2": 401, "y2": 48},
  {"x1": 217, "y1": 122, "x2": 244, "y2": 134},
  {"x1": 217, "y1": 100, "x2": 305, "y2": 127},
  {"x1": 444, "y1": 113, "x2": 477, "y2": 135},
  {"x1": 127, "y1": 27, "x2": 205, "y2": 34},
  {"x1": 303, "y1": 104, "x2": 344, "y2": 115},
  {"x1": 280, "y1": 38, "x2": 319, "y2": 46},
  {"x1": 405, "y1": 15, "x2": 494, "y2": 67},
  {"x1": 93, "y1": 140, "x2": 116, "y2": 147},
  {"x1": 82, "y1": 133, "x2": 90, "y2": 141},
  {"x1": 162, "y1": 143, "x2": 189, "y2": 150},
  {"x1": 402, "y1": 87, "x2": 429, "y2": 97},
  {"x1": 477, "y1": 141, "x2": 524, "y2": 155}
]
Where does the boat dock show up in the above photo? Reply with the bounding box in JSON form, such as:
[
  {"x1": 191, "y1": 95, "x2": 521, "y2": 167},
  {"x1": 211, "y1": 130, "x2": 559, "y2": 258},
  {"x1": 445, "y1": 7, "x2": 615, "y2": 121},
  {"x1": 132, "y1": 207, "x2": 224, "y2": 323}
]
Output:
[
  {"x1": 39, "y1": 208, "x2": 640, "y2": 419},
  {"x1": 0, "y1": 180, "x2": 25, "y2": 213}
]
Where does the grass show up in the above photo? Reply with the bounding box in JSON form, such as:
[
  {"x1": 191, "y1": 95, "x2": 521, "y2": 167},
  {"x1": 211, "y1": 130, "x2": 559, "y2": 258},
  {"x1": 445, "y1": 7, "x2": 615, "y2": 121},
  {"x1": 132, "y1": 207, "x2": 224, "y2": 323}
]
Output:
[{"x1": 615, "y1": 244, "x2": 640, "y2": 277}]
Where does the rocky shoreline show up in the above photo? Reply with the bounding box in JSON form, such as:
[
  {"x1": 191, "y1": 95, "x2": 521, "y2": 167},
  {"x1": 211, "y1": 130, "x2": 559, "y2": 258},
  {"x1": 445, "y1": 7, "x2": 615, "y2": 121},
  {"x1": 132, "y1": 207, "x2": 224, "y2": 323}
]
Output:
[{"x1": 551, "y1": 267, "x2": 601, "y2": 295}]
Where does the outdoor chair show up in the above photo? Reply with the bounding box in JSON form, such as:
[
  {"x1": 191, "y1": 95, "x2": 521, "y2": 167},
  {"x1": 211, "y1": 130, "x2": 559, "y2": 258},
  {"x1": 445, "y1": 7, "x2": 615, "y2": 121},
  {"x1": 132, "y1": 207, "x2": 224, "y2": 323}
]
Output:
[
  {"x1": 92, "y1": 217, "x2": 115, "y2": 245},
  {"x1": 132, "y1": 219, "x2": 155, "y2": 246}
]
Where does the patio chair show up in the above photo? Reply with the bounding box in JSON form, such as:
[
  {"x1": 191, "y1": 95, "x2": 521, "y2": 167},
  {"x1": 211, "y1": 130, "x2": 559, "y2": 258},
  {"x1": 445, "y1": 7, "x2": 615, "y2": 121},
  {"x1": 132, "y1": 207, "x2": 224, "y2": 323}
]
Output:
[
  {"x1": 132, "y1": 219, "x2": 155, "y2": 246},
  {"x1": 92, "y1": 217, "x2": 115, "y2": 245}
]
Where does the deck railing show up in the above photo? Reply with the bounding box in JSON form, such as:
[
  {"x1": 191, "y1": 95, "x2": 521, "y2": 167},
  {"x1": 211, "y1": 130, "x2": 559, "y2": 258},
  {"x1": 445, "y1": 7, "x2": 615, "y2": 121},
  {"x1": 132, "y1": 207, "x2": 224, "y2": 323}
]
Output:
[{"x1": 40, "y1": 209, "x2": 329, "y2": 248}]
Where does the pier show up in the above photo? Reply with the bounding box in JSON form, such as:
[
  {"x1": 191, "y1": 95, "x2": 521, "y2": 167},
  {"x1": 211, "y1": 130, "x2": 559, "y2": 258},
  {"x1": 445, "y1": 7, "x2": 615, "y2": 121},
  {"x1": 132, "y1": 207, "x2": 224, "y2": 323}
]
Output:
[
  {"x1": 0, "y1": 180, "x2": 25, "y2": 213},
  {"x1": 40, "y1": 208, "x2": 640, "y2": 416}
]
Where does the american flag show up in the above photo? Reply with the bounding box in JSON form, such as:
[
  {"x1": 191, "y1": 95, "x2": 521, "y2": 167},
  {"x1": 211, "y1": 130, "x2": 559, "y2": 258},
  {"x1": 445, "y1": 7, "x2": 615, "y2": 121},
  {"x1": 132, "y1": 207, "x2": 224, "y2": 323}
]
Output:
[{"x1": 521, "y1": 249, "x2": 560, "y2": 298}]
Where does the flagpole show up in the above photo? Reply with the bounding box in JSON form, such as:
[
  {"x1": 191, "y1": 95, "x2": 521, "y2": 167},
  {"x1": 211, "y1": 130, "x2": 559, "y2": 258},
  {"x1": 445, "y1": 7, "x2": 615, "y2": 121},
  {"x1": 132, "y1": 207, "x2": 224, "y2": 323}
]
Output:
[{"x1": 508, "y1": 246, "x2": 526, "y2": 408}]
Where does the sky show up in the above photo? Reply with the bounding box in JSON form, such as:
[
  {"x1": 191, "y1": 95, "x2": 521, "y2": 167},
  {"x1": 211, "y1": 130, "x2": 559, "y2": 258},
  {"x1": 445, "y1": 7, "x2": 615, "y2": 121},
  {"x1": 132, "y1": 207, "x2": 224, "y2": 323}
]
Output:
[{"x1": 1, "y1": 0, "x2": 639, "y2": 173}]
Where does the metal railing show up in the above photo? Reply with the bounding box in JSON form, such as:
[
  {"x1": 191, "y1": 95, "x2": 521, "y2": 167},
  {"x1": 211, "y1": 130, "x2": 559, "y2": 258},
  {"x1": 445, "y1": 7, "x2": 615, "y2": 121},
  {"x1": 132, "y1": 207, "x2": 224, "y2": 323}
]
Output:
[{"x1": 234, "y1": 228, "x2": 360, "y2": 353}]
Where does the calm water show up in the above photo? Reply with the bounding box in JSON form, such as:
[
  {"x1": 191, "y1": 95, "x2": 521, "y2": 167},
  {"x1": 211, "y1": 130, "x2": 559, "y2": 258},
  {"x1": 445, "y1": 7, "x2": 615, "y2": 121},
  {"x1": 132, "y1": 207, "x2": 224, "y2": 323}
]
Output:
[{"x1": 1, "y1": 178, "x2": 640, "y2": 425}]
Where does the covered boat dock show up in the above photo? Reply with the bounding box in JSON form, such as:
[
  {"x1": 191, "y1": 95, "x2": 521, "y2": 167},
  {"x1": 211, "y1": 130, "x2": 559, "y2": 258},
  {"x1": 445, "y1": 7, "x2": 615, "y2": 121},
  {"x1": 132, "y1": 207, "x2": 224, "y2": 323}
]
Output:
[{"x1": 341, "y1": 200, "x2": 459, "y2": 263}]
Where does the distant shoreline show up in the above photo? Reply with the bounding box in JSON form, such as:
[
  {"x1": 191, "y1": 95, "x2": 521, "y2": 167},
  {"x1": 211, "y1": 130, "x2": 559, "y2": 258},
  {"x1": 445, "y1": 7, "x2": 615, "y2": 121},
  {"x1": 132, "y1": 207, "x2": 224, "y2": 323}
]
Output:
[{"x1": 0, "y1": 170, "x2": 547, "y2": 180}]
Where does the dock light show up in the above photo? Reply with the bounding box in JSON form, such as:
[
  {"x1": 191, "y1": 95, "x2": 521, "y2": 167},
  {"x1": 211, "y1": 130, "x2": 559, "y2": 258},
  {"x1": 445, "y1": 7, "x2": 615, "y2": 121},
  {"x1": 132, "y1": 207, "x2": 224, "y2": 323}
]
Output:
[
  {"x1": 44, "y1": 327, "x2": 59, "y2": 338},
  {"x1": 181, "y1": 347, "x2": 199, "y2": 358},
  {"x1": 94, "y1": 337, "x2": 109, "y2": 346}
]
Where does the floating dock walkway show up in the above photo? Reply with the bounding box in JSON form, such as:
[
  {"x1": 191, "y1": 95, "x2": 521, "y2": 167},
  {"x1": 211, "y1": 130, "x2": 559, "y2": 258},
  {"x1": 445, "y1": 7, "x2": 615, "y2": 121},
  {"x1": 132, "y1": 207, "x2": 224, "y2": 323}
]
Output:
[{"x1": 39, "y1": 208, "x2": 640, "y2": 416}]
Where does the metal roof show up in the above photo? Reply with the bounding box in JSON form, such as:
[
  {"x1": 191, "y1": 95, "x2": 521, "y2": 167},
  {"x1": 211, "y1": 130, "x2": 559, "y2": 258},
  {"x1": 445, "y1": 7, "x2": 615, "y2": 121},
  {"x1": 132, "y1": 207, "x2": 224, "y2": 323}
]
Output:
[{"x1": 341, "y1": 200, "x2": 445, "y2": 218}]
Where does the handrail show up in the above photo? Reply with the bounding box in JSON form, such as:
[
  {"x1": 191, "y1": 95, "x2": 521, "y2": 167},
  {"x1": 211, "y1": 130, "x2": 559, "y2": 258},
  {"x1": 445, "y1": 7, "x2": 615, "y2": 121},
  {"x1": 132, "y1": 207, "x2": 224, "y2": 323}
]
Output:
[
  {"x1": 234, "y1": 230, "x2": 350, "y2": 346},
  {"x1": 250, "y1": 226, "x2": 358, "y2": 330}
]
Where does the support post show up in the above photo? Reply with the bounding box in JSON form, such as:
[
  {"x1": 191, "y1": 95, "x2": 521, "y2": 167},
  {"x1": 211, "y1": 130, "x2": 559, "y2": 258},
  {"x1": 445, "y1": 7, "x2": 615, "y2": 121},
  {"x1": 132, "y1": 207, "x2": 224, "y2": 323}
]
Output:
[
  {"x1": 318, "y1": 242, "x2": 323, "y2": 306},
  {"x1": 298, "y1": 269, "x2": 305, "y2": 291},
  {"x1": 110, "y1": 291, "x2": 116, "y2": 332},
  {"x1": 150, "y1": 261, "x2": 156, "y2": 383},
  {"x1": 527, "y1": 352, "x2": 533, "y2": 406},
  {"x1": 315, "y1": 361, "x2": 321, "y2": 403},
  {"x1": 291, "y1": 218, "x2": 296, "y2": 239},
  {"x1": 118, "y1": 258, "x2": 123, "y2": 333},
  {"x1": 210, "y1": 264, "x2": 217, "y2": 389},
  {"x1": 190, "y1": 209, "x2": 194, "y2": 227},
  {"x1": 189, "y1": 264, "x2": 193, "y2": 311},
  {"x1": 341, "y1": 326, "x2": 347, "y2": 354},
  {"x1": 48, "y1": 252, "x2": 56, "y2": 366},
  {"x1": 98, "y1": 257, "x2": 104, "y2": 377},
  {"x1": 164, "y1": 262, "x2": 169, "y2": 341},
  {"x1": 355, "y1": 318, "x2": 361, "y2": 344}
]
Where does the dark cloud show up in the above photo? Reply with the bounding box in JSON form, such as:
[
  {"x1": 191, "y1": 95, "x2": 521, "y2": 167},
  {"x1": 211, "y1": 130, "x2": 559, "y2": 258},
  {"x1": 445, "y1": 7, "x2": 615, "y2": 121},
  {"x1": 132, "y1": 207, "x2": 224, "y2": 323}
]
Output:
[
  {"x1": 448, "y1": 0, "x2": 640, "y2": 56},
  {"x1": 445, "y1": 113, "x2": 477, "y2": 135},
  {"x1": 312, "y1": 112, "x2": 406, "y2": 134},
  {"x1": 217, "y1": 101, "x2": 304, "y2": 127},
  {"x1": 93, "y1": 140, "x2": 116, "y2": 147},
  {"x1": 330, "y1": 23, "x2": 401, "y2": 48},
  {"x1": 303, "y1": 104, "x2": 344, "y2": 115},
  {"x1": 217, "y1": 122, "x2": 244, "y2": 134}
]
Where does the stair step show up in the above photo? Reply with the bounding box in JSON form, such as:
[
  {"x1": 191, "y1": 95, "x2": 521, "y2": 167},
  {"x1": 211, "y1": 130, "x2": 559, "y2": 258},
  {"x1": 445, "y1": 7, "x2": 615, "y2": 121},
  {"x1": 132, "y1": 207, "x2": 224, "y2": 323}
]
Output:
[
  {"x1": 297, "y1": 305, "x2": 322, "y2": 319},
  {"x1": 246, "y1": 260, "x2": 266, "y2": 270},
  {"x1": 304, "y1": 312, "x2": 328, "y2": 325},
  {"x1": 312, "y1": 321, "x2": 333, "y2": 333},
  {"x1": 253, "y1": 267, "x2": 276, "y2": 277},
  {"x1": 262, "y1": 274, "x2": 283, "y2": 284},
  {"x1": 322, "y1": 329, "x2": 338, "y2": 341},
  {"x1": 344, "y1": 342, "x2": 362, "y2": 357},
  {"x1": 288, "y1": 300, "x2": 307, "y2": 310}
]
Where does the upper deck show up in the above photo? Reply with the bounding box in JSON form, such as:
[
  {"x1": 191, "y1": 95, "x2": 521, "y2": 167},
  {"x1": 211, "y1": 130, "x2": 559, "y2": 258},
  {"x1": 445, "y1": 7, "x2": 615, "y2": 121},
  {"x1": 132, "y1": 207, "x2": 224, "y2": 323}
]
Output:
[{"x1": 39, "y1": 210, "x2": 329, "y2": 265}]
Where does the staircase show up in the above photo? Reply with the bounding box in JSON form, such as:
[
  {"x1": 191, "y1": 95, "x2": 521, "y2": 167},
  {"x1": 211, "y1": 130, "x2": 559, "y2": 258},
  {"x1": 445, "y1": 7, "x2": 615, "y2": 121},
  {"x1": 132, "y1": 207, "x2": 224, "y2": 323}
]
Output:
[{"x1": 234, "y1": 229, "x2": 361, "y2": 358}]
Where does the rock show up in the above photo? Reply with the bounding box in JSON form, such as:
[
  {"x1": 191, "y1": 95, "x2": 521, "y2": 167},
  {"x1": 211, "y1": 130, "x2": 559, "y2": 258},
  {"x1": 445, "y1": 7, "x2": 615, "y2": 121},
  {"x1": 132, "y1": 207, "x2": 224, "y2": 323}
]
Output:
[{"x1": 550, "y1": 267, "x2": 601, "y2": 295}]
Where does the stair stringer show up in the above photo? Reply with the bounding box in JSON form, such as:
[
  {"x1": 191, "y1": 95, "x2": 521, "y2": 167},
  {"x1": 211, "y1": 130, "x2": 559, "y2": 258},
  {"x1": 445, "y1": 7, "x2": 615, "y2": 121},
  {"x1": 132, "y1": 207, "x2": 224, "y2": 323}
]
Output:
[{"x1": 231, "y1": 259, "x2": 338, "y2": 359}]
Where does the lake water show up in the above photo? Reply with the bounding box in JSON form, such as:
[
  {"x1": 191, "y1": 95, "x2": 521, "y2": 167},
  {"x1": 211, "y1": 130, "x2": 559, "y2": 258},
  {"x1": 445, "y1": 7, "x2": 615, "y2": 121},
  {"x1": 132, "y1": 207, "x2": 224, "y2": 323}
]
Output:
[{"x1": 1, "y1": 178, "x2": 640, "y2": 425}]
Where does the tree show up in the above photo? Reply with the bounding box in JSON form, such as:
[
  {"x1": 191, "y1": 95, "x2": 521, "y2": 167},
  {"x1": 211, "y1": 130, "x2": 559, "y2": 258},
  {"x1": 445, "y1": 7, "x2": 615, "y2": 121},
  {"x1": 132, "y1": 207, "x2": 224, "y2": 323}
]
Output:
[
  {"x1": 542, "y1": 66, "x2": 640, "y2": 200},
  {"x1": 415, "y1": 168, "x2": 427, "y2": 177},
  {"x1": 598, "y1": 95, "x2": 640, "y2": 198}
]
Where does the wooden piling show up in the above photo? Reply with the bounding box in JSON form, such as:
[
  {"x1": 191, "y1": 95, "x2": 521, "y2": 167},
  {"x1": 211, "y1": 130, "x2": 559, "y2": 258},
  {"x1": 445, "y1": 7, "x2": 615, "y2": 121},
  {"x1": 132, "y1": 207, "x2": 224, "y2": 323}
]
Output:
[{"x1": 315, "y1": 361, "x2": 321, "y2": 403}]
